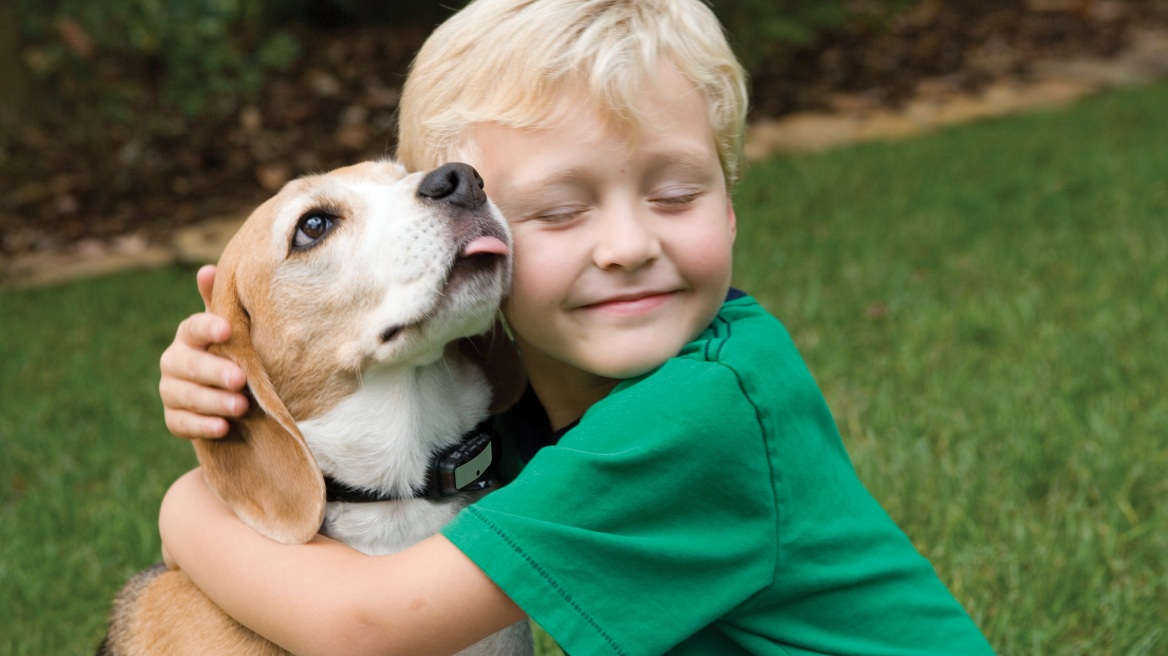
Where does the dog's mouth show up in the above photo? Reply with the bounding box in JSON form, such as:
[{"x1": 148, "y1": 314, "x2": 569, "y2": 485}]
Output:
[
  {"x1": 377, "y1": 232, "x2": 509, "y2": 346},
  {"x1": 450, "y1": 234, "x2": 509, "y2": 278}
]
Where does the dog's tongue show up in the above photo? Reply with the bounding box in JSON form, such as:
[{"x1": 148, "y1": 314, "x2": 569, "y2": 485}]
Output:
[{"x1": 462, "y1": 235, "x2": 509, "y2": 258}]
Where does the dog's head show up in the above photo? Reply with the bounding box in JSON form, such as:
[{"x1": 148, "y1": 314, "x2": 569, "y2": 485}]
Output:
[{"x1": 195, "y1": 160, "x2": 514, "y2": 544}]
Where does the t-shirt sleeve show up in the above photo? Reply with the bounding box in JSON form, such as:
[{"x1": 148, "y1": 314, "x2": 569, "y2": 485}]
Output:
[{"x1": 443, "y1": 359, "x2": 777, "y2": 656}]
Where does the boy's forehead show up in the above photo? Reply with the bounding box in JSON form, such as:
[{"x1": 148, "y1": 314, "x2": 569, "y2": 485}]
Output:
[{"x1": 458, "y1": 81, "x2": 724, "y2": 203}]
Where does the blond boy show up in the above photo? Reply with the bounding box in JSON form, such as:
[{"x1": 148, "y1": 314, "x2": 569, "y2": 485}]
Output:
[{"x1": 158, "y1": 1, "x2": 995, "y2": 653}]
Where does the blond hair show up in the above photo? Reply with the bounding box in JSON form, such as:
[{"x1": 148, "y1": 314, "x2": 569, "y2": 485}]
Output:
[{"x1": 396, "y1": 0, "x2": 749, "y2": 187}]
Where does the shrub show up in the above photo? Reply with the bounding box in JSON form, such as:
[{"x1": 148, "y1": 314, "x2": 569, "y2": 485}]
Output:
[
  {"x1": 707, "y1": 0, "x2": 853, "y2": 73},
  {"x1": 16, "y1": 0, "x2": 301, "y2": 121},
  {"x1": 11, "y1": 0, "x2": 901, "y2": 124},
  {"x1": 714, "y1": 1, "x2": 924, "y2": 73}
]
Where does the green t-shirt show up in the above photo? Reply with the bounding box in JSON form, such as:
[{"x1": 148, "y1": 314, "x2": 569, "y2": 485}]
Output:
[{"x1": 443, "y1": 293, "x2": 994, "y2": 655}]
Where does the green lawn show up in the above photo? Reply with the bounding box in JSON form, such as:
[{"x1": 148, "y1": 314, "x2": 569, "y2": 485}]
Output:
[{"x1": 3, "y1": 82, "x2": 1166, "y2": 654}]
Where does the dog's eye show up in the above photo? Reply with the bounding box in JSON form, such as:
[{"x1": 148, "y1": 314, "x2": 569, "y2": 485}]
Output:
[{"x1": 292, "y1": 211, "x2": 338, "y2": 250}]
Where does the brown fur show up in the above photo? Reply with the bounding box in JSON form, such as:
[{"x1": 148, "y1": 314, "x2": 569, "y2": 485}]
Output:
[
  {"x1": 99, "y1": 564, "x2": 287, "y2": 656},
  {"x1": 97, "y1": 175, "x2": 334, "y2": 655},
  {"x1": 198, "y1": 222, "x2": 327, "y2": 545}
]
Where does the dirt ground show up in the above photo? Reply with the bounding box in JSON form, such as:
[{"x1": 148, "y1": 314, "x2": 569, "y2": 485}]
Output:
[{"x1": 2, "y1": 1, "x2": 1167, "y2": 281}]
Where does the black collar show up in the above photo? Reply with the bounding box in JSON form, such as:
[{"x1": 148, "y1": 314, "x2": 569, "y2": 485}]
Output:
[
  {"x1": 323, "y1": 421, "x2": 497, "y2": 503},
  {"x1": 323, "y1": 476, "x2": 419, "y2": 503}
]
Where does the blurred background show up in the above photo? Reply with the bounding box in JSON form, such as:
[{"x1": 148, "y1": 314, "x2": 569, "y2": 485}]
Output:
[
  {"x1": 2, "y1": 2, "x2": 1167, "y2": 654},
  {"x1": 2, "y1": 0, "x2": 1166, "y2": 279}
]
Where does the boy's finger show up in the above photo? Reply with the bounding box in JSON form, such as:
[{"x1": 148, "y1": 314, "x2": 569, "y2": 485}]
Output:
[
  {"x1": 159, "y1": 376, "x2": 249, "y2": 418},
  {"x1": 164, "y1": 408, "x2": 232, "y2": 441},
  {"x1": 196, "y1": 265, "x2": 218, "y2": 309},
  {"x1": 175, "y1": 312, "x2": 232, "y2": 349},
  {"x1": 161, "y1": 346, "x2": 247, "y2": 392}
]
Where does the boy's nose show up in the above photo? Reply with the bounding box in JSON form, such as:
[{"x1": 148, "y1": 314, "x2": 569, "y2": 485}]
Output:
[
  {"x1": 594, "y1": 208, "x2": 661, "y2": 271},
  {"x1": 418, "y1": 162, "x2": 486, "y2": 210}
]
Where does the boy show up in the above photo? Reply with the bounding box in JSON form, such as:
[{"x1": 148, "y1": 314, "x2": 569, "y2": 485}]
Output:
[{"x1": 157, "y1": 0, "x2": 996, "y2": 654}]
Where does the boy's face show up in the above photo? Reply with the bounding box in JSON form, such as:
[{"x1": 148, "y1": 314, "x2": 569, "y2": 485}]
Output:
[{"x1": 464, "y1": 65, "x2": 736, "y2": 396}]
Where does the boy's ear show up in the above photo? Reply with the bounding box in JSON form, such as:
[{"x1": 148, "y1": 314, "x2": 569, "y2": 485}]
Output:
[
  {"x1": 195, "y1": 266, "x2": 326, "y2": 546},
  {"x1": 459, "y1": 320, "x2": 527, "y2": 414}
]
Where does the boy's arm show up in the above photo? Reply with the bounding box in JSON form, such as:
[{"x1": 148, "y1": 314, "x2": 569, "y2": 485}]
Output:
[{"x1": 160, "y1": 469, "x2": 526, "y2": 656}]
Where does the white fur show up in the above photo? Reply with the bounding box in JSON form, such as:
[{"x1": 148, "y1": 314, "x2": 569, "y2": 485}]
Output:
[{"x1": 299, "y1": 360, "x2": 491, "y2": 554}]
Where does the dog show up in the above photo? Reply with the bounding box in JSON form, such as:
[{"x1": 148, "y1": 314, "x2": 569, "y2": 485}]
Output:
[{"x1": 98, "y1": 160, "x2": 533, "y2": 655}]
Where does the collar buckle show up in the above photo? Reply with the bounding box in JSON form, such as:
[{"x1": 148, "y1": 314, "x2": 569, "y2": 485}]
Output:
[{"x1": 427, "y1": 427, "x2": 495, "y2": 499}]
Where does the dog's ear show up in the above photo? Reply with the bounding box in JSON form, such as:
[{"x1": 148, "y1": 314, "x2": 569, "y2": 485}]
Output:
[
  {"x1": 194, "y1": 265, "x2": 326, "y2": 545},
  {"x1": 460, "y1": 320, "x2": 527, "y2": 415}
]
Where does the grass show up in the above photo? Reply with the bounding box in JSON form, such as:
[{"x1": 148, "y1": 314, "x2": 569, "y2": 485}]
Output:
[
  {"x1": 733, "y1": 82, "x2": 1167, "y2": 654},
  {"x1": 0, "y1": 267, "x2": 208, "y2": 653},
  {"x1": 2, "y1": 81, "x2": 1166, "y2": 654}
]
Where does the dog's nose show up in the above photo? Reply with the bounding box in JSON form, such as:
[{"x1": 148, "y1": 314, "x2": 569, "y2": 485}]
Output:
[{"x1": 418, "y1": 163, "x2": 486, "y2": 210}]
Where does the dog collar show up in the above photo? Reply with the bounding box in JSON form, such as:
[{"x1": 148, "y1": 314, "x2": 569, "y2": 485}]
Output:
[{"x1": 323, "y1": 422, "x2": 497, "y2": 503}]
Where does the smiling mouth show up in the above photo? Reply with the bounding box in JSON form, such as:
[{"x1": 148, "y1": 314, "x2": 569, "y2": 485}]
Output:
[{"x1": 580, "y1": 291, "x2": 677, "y2": 312}]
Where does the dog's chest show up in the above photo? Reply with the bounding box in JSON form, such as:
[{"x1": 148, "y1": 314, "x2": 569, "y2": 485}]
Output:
[{"x1": 299, "y1": 361, "x2": 492, "y2": 555}]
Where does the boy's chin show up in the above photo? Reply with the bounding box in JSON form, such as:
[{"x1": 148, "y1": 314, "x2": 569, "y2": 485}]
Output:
[
  {"x1": 588, "y1": 315, "x2": 721, "y2": 379},
  {"x1": 587, "y1": 341, "x2": 689, "y2": 380}
]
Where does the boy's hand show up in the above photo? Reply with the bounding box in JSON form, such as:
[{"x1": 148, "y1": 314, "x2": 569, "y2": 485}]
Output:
[{"x1": 159, "y1": 265, "x2": 249, "y2": 440}]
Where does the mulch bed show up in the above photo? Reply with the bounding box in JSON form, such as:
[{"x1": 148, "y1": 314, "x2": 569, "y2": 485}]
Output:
[{"x1": 2, "y1": 1, "x2": 1167, "y2": 261}]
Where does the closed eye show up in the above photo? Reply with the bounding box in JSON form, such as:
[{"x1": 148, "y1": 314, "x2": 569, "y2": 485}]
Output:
[
  {"x1": 292, "y1": 210, "x2": 340, "y2": 251},
  {"x1": 533, "y1": 206, "x2": 589, "y2": 224},
  {"x1": 652, "y1": 191, "x2": 703, "y2": 210}
]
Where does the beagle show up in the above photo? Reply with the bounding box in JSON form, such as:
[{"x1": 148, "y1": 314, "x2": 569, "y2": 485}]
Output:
[{"x1": 98, "y1": 160, "x2": 533, "y2": 655}]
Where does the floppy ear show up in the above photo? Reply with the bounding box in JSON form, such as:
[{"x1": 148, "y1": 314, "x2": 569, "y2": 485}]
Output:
[
  {"x1": 194, "y1": 266, "x2": 326, "y2": 545},
  {"x1": 459, "y1": 319, "x2": 527, "y2": 415}
]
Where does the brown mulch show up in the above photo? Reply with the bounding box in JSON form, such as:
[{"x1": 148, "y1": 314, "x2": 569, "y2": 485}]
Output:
[{"x1": 2, "y1": 1, "x2": 1167, "y2": 262}]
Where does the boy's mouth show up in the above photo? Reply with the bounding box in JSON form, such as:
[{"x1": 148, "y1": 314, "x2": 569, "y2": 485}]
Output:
[{"x1": 577, "y1": 290, "x2": 678, "y2": 315}]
